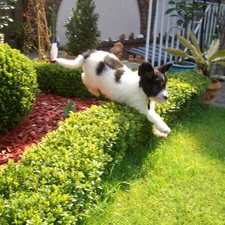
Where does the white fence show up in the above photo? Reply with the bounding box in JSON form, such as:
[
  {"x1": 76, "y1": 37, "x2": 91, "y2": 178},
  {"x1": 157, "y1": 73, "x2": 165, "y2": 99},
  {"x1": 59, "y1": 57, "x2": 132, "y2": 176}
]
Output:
[{"x1": 144, "y1": 0, "x2": 225, "y2": 66}]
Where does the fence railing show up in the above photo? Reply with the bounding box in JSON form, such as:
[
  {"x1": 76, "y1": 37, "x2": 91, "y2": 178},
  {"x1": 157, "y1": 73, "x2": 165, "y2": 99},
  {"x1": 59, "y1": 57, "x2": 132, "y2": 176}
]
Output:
[{"x1": 145, "y1": 0, "x2": 224, "y2": 66}]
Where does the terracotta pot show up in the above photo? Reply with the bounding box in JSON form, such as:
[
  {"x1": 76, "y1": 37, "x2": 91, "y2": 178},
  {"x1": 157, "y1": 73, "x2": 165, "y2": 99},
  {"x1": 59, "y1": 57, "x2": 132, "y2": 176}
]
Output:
[
  {"x1": 135, "y1": 55, "x2": 142, "y2": 64},
  {"x1": 129, "y1": 32, "x2": 135, "y2": 40},
  {"x1": 128, "y1": 54, "x2": 134, "y2": 62},
  {"x1": 0, "y1": 33, "x2": 4, "y2": 44},
  {"x1": 120, "y1": 34, "x2": 126, "y2": 41},
  {"x1": 201, "y1": 78, "x2": 221, "y2": 104},
  {"x1": 109, "y1": 42, "x2": 123, "y2": 59}
]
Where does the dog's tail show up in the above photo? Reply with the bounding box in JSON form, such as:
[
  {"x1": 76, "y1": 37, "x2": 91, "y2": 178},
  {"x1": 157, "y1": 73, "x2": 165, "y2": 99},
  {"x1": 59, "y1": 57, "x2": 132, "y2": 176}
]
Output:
[{"x1": 56, "y1": 55, "x2": 85, "y2": 69}]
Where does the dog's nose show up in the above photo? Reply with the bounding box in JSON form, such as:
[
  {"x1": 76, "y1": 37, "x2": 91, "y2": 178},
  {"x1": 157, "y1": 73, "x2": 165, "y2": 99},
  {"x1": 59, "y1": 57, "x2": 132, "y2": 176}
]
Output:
[{"x1": 164, "y1": 94, "x2": 169, "y2": 100}]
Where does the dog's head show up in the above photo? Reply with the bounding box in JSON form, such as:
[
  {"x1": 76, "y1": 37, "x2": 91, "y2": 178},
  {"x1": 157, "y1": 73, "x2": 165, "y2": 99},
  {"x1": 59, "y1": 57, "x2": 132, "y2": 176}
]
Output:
[{"x1": 138, "y1": 62, "x2": 173, "y2": 104}]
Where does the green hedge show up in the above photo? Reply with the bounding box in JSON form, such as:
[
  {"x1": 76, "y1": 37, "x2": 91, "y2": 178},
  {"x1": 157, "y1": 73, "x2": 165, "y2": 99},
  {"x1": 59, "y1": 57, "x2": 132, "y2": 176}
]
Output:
[
  {"x1": 0, "y1": 68, "x2": 210, "y2": 224},
  {"x1": 0, "y1": 103, "x2": 152, "y2": 224},
  {"x1": 160, "y1": 71, "x2": 211, "y2": 122},
  {"x1": 0, "y1": 44, "x2": 39, "y2": 132},
  {"x1": 35, "y1": 62, "x2": 91, "y2": 97}
]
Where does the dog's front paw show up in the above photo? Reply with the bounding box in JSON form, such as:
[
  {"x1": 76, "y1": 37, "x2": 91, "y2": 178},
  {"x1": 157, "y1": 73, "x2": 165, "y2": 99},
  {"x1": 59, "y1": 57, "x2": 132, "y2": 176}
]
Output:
[
  {"x1": 153, "y1": 123, "x2": 171, "y2": 138},
  {"x1": 154, "y1": 129, "x2": 168, "y2": 138},
  {"x1": 154, "y1": 122, "x2": 171, "y2": 134}
]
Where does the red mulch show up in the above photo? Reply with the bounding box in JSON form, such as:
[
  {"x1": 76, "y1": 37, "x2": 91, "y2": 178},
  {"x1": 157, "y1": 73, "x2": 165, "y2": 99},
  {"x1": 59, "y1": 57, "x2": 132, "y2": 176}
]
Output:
[{"x1": 0, "y1": 91, "x2": 105, "y2": 166}]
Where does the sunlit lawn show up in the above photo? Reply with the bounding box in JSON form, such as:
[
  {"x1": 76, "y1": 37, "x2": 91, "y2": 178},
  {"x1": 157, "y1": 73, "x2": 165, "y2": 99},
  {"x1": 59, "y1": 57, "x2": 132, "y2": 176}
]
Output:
[{"x1": 84, "y1": 106, "x2": 225, "y2": 225}]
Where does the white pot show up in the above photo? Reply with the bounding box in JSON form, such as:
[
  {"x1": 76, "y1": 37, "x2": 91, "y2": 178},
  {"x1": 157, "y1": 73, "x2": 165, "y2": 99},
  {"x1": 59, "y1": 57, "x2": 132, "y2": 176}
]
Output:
[{"x1": 50, "y1": 43, "x2": 58, "y2": 60}]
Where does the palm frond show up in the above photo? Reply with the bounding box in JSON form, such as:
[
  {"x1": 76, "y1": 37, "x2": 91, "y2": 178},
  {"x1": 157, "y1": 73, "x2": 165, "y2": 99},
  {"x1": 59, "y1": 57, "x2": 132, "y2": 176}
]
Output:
[
  {"x1": 209, "y1": 49, "x2": 225, "y2": 62},
  {"x1": 206, "y1": 39, "x2": 220, "y2": 59},
  {"x1": 194, "y1": 67, "x2": 204, "y2": 75},
  {"x1": 191, "y1": 56, "x2": 205, "y2": 65},
  {"x1": 216, "y1": 61, "x2": 225, "y2": 67},
  {"x1": 162, "y1": 47, "x2": 189, "y2": 58},
  {"x1": 190, "y1": 31, "x2": 202, "y2": 55},
  {"x1": 177, "y1": 34, "x2": 201, "y2": 58}
]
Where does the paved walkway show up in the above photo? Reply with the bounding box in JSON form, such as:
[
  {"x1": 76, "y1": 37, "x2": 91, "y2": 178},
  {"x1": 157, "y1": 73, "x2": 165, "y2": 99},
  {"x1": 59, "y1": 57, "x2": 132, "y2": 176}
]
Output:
[{"x1": 212, "y1": 81, "x2": 225, "y2": 108}]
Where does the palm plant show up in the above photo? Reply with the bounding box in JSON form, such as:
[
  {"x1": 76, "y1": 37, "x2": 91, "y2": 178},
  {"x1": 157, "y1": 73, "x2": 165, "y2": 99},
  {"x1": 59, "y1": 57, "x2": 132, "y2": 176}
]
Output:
[{"x1": 163, "y1": 31, "x2": 225, "y2": 77}]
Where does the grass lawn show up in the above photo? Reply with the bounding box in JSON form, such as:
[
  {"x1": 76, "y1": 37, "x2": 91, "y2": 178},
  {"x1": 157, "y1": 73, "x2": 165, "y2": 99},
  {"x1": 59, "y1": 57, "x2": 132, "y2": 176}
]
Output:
[{"x1": 84, "y1": 105, "x2": 225, "y2": 225}]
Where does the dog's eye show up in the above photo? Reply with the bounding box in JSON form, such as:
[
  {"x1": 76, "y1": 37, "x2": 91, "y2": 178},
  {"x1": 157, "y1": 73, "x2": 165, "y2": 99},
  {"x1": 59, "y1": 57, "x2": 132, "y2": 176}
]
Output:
[{"x1": 155, "y1": 78, "x2": 161, "y2": 84}]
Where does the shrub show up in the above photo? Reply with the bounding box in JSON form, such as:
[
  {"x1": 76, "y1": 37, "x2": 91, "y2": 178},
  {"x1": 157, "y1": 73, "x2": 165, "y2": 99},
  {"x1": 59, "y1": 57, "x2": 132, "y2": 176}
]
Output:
[
  {"x1": 0, "y1": 103, "x2": 152, "y2": 224},
  {"x1": 158, "y1": 71, "x2": 210, "y2": 122},
  {"x1": 35, "y1": 62, "x2": 91, "y2": 97},
  {"x1": 0, "y1": 44, "x2": 39, "y2": 132},
  {"x1": 65, "y1": 0, "x2": 101, "y2": 56},
  {"x1": 0, "y1": 69, "x2": 210, "y2": 224}
]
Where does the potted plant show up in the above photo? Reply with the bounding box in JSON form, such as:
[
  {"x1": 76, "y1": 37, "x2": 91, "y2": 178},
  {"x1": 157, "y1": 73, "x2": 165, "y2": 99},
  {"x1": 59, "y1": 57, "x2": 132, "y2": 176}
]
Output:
[
  {"x1": 163, "y1": 31, "x2": 225, "y2": 103},
  {"x1": 64, "y1": 0, "x2": 101, "y2": 58},
  {"x1": 165, "y1": 0, "x2": 205, "y2": 70}
]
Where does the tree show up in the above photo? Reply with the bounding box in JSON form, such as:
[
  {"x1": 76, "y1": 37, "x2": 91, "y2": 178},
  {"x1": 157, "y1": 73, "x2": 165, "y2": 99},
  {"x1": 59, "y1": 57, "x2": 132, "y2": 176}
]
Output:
[
  {"x1": 165, "y1": 0, "x2": 205, "y2": 39},
  {"x1": 65, "y1": 0, "x2": 101, "y2": 56}
]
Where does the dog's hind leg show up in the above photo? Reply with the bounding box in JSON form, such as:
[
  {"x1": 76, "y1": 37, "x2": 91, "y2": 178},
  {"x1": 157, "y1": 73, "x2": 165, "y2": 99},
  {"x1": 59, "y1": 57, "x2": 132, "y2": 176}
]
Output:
[
  {"x1": 81, "y1": 73, "x2": 100, "y2": 97},
  {"x1": 86, "y1": 86, "x2": 100, "y2": 97}
]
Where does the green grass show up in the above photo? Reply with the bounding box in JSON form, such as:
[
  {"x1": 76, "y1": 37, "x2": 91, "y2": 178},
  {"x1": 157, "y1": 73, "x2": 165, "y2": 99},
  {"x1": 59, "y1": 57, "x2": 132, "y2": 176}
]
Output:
[{"x1": 84, "y1": 106, "x2": 225, "y2": 225}]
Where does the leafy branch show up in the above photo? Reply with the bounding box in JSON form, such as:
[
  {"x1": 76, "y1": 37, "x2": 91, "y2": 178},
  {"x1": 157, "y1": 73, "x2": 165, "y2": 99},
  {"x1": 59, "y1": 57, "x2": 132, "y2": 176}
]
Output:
[{"x1": 0, "y1": 0, "x2": 17, "y2": 30}]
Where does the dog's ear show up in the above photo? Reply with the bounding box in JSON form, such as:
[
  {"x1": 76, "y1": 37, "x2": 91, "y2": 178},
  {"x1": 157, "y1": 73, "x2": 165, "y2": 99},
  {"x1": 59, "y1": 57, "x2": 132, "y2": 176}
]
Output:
[
  {"x1": 138, "y1": 62, "x2": 154, "y2": 78},
  {"x1": 157, "y1": 62, "x2": 173, "y2": 74}
]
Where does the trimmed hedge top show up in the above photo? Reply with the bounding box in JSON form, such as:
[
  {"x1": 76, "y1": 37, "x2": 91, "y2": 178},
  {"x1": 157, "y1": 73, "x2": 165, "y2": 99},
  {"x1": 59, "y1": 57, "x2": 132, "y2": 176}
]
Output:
[
  {"x1": 0, "y1": 103, "x2": 152, "y2": 224},
  {"x1": 0, "y1": 44, "x2": 39, "y2": 132},
  {"x1": 35, "y1": 62, "x2": 90, "y2": 98},
  {"x1": 0, "y1": 65, "x2": 210, "y2": 224}
]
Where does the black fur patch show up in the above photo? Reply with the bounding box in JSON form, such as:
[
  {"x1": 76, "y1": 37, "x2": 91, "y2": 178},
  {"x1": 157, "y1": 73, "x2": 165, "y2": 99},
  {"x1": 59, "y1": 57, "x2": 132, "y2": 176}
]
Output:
[
  {"x1": 96, "y1": 61, "x2": 105, "y2": 75},
  {"x1": 104, "y1": 55, "x2": 125, "y2": 82},
  {"x1": 82, "y1": 50, "x2": 97, "y2": 60},
  {"x1": 114, "y1": 68, "x2": 125, "y2": 82},
  {"x1": 138, "y1": 62, "x2": 154, "y2": 78},
  {"x1": 138, "y1": 62, "x2": 167, "y2": 97}
]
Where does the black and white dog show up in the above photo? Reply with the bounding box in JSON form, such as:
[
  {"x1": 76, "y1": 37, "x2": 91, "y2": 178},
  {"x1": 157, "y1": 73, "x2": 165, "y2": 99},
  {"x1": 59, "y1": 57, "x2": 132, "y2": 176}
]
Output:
[{"x1": 56, "y1": 50, "x2": 172, "y2": 138}]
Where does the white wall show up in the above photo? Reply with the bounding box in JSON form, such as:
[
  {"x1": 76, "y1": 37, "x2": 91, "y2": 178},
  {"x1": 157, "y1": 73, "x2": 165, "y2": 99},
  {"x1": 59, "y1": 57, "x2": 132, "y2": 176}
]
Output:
[{"x1": 56, "y1": 0, "x2": 140, "y2": 46}]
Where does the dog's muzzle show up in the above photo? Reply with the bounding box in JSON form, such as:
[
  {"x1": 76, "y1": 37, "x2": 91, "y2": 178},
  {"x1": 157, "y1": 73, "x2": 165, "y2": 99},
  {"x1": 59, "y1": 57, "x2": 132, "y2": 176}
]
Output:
[
  {"x1": 163, "y1": 92, "x2": 169, "y2": 100},
  {"x1": 155, "y1": 90, "x2": 169, "y2": 103}
]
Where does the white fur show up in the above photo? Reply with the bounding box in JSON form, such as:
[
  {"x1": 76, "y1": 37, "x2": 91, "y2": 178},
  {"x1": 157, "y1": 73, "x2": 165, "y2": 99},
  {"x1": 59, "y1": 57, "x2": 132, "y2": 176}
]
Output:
[{"x1": 57, "y1": 51, "x2": 171, "y2": 138}]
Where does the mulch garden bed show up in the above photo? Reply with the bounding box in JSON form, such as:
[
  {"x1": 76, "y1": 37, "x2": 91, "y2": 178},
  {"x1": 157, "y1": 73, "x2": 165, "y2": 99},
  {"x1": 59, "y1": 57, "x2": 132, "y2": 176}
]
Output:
[{"x1": 0, "y1": 91, "x2": 105, "y2": 166}]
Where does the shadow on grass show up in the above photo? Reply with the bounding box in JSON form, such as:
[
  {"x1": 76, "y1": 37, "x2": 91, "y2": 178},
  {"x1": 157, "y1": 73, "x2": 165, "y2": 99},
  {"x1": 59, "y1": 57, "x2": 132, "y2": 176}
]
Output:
[
  {"x1": 108, "y1": 137, "x2": 160, "y2": 181},
  {"x1": 101, "y1": 104, "x2": 225, "y2": 194}
]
